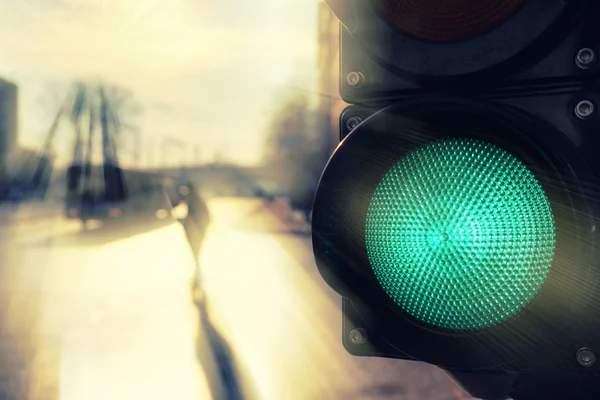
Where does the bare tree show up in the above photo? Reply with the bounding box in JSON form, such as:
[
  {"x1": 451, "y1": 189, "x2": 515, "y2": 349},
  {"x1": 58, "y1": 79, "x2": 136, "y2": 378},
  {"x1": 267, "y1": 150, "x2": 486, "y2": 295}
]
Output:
[
  {"x1": 263, "y1": 88, "x2": 330, "y2": 218},
  {"x1": 103, "y1": 84, "x2": 144, "y2": 130},
  {"x1": 34, "y1": 81, "x2": 70, "y2": 123}
]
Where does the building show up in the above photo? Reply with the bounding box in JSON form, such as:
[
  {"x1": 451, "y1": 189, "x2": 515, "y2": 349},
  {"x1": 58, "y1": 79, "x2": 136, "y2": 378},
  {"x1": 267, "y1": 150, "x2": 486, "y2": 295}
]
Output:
[
  {"x1": 317, "y1": 1, "x2": 348, "y2": 154},
  {"x1": 0, "y1": 79, "x2": 18, "y2": 195},
  {"x1": 0, "y1": 79, "x2": 17, "y2": 160},
  {"x1": 0, "y1": 79, "x2": 55, "y2": 199}
]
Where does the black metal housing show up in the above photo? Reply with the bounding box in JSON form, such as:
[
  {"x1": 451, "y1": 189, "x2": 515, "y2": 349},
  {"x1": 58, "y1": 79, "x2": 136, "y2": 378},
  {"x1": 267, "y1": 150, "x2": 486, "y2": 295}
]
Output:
[
  {"x1": 316, "y1": 1, "x2": 600, "y2": 396},
  {"x1": 312, "y1": 90, "x2": 600, "y2": 374},
  {"x1": 336, "y1": 0, "x2": 600, "y2": 104}
]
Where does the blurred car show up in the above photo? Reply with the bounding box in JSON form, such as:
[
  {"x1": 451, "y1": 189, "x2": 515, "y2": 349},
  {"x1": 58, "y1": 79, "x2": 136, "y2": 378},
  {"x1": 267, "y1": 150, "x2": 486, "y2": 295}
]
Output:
[{"x1": 65, "y1": 166, "x2": 173, "y2": 225}]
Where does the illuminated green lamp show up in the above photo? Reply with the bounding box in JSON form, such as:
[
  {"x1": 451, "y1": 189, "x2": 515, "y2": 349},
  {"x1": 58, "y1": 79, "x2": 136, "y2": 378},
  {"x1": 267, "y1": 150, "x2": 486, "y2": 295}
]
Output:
[{"x1": 365, "y1": 138, "x2": 556, "y2": 331}]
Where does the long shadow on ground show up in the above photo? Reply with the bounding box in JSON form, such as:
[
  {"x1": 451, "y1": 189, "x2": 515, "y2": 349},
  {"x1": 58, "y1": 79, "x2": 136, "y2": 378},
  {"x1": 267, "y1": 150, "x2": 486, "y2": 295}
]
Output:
[
  {"x1": 179, "y1": 193, "x2": 260, "y2": 400},
  {"x1": 192, "y1": 280, "x2": 260, "y2": 400}
]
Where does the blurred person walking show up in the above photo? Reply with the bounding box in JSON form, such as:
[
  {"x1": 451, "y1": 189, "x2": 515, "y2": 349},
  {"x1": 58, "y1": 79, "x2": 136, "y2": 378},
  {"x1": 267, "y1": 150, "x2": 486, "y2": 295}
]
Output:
[{"x1": 178, "y1": 180, "x2": 210, "y2": 304}]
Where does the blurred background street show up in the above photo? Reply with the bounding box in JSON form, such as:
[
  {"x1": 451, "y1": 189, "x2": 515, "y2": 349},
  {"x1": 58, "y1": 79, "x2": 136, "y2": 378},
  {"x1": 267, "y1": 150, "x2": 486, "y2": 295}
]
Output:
[
  {"x1": 0, "y1": 168, "x2": 470, "y2": 400},
  {"x1": 0, "y1": 0, "x2": 473, "y2": 399}
]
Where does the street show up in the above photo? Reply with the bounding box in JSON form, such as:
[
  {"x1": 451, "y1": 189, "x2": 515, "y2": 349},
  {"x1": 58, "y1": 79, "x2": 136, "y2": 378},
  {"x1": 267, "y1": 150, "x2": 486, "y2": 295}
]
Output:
[
  {"x1": 0, "y1": 201, "x2": 212, "y2": 400},
  {"x1": 0, "y1": 196, "x2": 469, "y2": 400},
  {"x1": 199, "y1": 197, "x2": 467, "y2": 400}
]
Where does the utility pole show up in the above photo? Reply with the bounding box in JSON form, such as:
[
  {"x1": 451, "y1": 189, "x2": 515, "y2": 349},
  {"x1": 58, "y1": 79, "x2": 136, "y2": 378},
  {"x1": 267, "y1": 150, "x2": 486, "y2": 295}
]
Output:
[
  {"x1": 162, "y1": 137, "x2": 185, "y2": 167},
  {"x1": 133, "y1": 129, "x2": 141, "y2": 167},
  {"x1": 146, "y1": 137, "x2": 154, "y2": 168},
  {"x1": 99, "y1": 86, "x2": 125, "y2": 201},
  {"x1": 193, "y1": 146, "x2": 200, "y2": 166}
]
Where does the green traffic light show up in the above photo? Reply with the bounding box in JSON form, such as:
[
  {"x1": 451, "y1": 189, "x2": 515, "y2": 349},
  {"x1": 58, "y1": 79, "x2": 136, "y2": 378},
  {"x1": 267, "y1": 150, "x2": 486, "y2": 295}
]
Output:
[{"x1": 365, "y1": 138, "x2": 556, "y2": 331}]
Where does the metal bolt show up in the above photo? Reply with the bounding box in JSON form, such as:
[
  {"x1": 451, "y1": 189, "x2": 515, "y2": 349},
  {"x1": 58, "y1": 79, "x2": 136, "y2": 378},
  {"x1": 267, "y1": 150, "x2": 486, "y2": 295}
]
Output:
[
  {"x1": 592, "y1": 225, "x2": 596, "y2": 233},
  {"x1": 349, "y1": 328, "x2": 368, "y2": 345},
  {"x1": 346, "y1": 71, "x2": 365, "y2": 88},
  {"x1": 575, "y1": 100, "x2": 595, "y2": 119},
  {"x1": 346, "y1": 116, "x2": 363, "y2": 131},
  {"x1": 577, "y1": 347, "x2": 596, "y2": 367},
  {"x1": 576, "y1": 48, "x2": 596, "y2": 70}
]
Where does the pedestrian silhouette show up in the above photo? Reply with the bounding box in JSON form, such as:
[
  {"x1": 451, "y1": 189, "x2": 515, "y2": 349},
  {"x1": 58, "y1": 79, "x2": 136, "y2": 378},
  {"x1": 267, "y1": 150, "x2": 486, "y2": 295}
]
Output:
[{"x1": 178, "y1": 181, "x2": 210, "y2": 304}]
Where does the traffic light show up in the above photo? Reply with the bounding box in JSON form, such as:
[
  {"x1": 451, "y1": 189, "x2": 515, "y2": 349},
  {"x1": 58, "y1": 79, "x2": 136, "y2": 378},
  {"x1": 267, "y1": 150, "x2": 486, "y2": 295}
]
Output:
[{"x1": 311, "y1": 1, "x2": 600, "y2": 399}]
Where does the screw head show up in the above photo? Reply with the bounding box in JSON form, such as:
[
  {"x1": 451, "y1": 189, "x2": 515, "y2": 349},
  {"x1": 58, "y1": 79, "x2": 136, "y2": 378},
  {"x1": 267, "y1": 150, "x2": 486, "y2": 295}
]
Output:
[
  {"x1": 575, "y1": 100, "x2": 595, "y2": 119},
  {"x1": 346, "y1": 116, "x2": 363, "y2": 131},
  {"x1": 346, "y1": 72, "x2": 365, "y2": 88},
  {"x1": 349, "y1": 328, "x2": 368, "y2": 345},
  {"x1": 577, "y1": 348, "x2": 596, "y2": 367},
  {"x1": 576, "y1": 48, "x2": 596, "y2": 70}
]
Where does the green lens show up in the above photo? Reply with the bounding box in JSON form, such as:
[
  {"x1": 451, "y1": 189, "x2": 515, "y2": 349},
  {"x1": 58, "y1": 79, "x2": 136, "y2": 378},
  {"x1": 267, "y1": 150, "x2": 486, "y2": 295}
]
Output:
[{"x1": 365, "y1": 138, "x2": 556, "y2": 331}]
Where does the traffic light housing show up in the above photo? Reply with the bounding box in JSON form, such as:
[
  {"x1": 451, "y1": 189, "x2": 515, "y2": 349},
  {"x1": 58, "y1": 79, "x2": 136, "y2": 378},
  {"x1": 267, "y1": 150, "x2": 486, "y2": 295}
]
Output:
[
  {"x1": 336, "y1": 0, "x2": 600, "y2": 103},
  {"x1": 312, "y1": 1, "x2": 600, "y2": 399}
]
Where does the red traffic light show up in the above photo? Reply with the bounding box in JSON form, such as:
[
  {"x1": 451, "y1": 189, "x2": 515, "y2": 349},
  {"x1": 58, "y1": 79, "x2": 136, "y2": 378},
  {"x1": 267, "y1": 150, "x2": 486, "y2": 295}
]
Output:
[{"x1": 372, "y1": 0, "x2": 525, "y2": 42}]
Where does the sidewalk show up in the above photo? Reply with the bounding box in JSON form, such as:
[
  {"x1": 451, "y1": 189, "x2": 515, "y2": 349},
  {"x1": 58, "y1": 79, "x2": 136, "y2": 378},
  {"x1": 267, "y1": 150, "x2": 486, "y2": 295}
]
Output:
[
  {"x1": 262, "y1": 198, "x2": 311, "y2": 234},
  {"x1": 0, "y1": 201, "x2": 63, "y2": 222}
]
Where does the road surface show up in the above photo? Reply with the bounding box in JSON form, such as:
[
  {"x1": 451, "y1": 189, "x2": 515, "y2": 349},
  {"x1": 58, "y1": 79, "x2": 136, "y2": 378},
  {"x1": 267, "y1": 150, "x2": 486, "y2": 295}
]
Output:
[
  {"x1": 199, "y1": 197, "x2": 471, "y2": 400},
  {"x1": 0, "y1": 196, "x2": 472, "y2": 400},
  {"x1": 0, "y1": 201, "x2": 214, "y2": 400}
]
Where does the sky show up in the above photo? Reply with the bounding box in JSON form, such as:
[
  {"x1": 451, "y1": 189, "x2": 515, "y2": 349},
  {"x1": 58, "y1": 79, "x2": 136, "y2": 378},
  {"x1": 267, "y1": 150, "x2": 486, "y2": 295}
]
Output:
[{"x1": 0, "y1": 0, "x2": 320, "y2": 166}]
